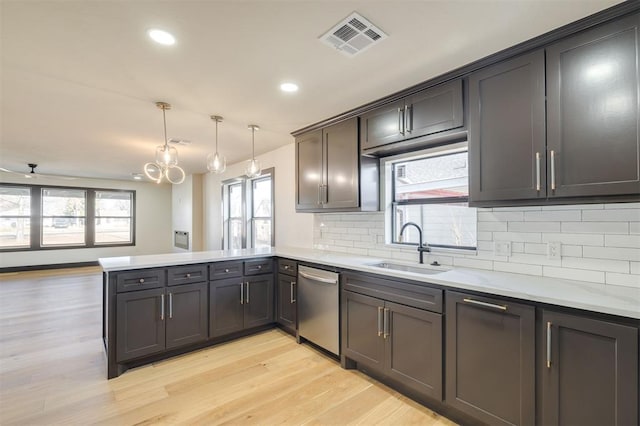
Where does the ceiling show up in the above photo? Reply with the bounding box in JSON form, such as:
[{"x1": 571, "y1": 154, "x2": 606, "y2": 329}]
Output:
[{"x1": 0, "y1": 0, "x2": 624, "y2": 181}]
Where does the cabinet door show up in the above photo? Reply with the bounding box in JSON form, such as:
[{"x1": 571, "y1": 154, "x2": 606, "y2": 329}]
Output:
[
  {"x1": 360, "y1": 100, "x2": 405, "y2": 151},
  {"x1": 406, "y1": 79, "x2": 463, "y2": 139},
  {"x1": 324, "y1": 118, "x2": 359, "y2": 209},
  {"x1": 469, "y1": 50, "x2": 546, "y2": 203},
  {"x1": 385, "y1": 301, "x2": 442, "y2": 401},
  {"x1": 295, "y1": 130, "x2": 323, "y2": 210},
  {"x1": 547, "y1": 14, "x2": 640, "y2": 198},
  {"x1": 541, "y1": 310, "x2": 638, "y2": 426},
  {"x1": 209, "y1": 278, "x2": 244, "y2": 338},
  {"x1": 276, "y1": 273, "x2": 296, "y2": 333},
  {"x1": 342, "y1": 291, "x2": 385, "y2": 371},
  {"x1": 243, "y1": 274, "x2": 274, "y2": 329},
  {"x1": 166, "y1": 282, "x2": 208, "y2": 349},
  {"x1": 446, "y1": 291, "x2": 535, "y2": 426},
  {"x1": 116, "y1": 288, "x2": 165, "y2": 361}
]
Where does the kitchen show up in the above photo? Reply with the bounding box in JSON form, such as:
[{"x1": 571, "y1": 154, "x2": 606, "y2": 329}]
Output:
[{"x1": 1, "y1": 1, "x2": 639, "y2": 425}]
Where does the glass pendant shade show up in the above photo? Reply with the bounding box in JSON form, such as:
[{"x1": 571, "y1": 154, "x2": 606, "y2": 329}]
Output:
[
  {"x1": 156, "y1": 144, "x2": 179, "y2": 167},
  {"x1": 245, "y1": 124, "x2": 261, "y2": 178},
  {"x1": 206, "y1": 115, "x2": 226, "y2": 174},
  {"x1": 142, "y1": 101, "x2": 185, "y2": 185},
  {"x1": 207, "y1": 151, "x2": 226, "y2": 173}
]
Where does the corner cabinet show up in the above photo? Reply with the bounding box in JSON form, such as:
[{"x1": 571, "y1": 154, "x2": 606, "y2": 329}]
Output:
[
  {"x1": 445, "y1": 291, "x2": 535, "y2": 426},
  {"x1": 469, "y1": 13, "x2": 640, "y2": 206},
  {"x1": 295, "y1": 117, "x2": 378, "y2": 212},
  {"x1": 541, "y1": 310, "x2": 638, "y2": 426},
  {"x1": 359, "y1": 79, "x2": 464, "y2": 153}
]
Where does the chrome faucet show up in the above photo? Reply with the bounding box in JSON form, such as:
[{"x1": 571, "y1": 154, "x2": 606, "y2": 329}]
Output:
[{"x1": 399, "y1": 222, "x2": 430, "y2": 264}]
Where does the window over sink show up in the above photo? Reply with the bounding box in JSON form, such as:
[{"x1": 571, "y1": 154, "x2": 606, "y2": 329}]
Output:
[{"x1": 383, "y1": 142, "x2": 477, "y2": 251}]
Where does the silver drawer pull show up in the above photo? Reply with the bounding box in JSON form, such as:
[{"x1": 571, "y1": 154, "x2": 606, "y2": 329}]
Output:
[
  {"x1": 225, "y1": 268, "x2": 230, "y2": 273},
  {"x1": 257, "y1": 265, "x2": 262, "y2": 270},
  {"x1": 463, "y1": 298, "x2": 507, "y2": 311},
  {"x1": 186, "y1": 273, "x2": 191, "y2": 278},
  {"x1": 139, "y1": 278, "x2": 145, "y2": 284},
  {"x1": 284, "y1": 265, "x2": 290, "y2": 270},
  {"x1": 547, "y1": 321, "x2": 552, "y2": 368}
]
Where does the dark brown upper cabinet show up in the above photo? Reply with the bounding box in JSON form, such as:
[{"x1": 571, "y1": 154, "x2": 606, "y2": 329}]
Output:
[
  {"x1": 541, "y1": 310, "x2": 638, "y2": 426},
  {"x1": 546, "y1": 13, "x2": 640, "y2": 198},
  {"x1": 295, "y1": 117, "x2": 378, "y2": 212},
  {"x1": 360, "y1": 79, "x2": 464, "y2": 153},
  {"x1": 469, "y1": 13, "x2": 640, "y2": 206},
  {"x1": 469, "y1": 50, "x2": 546, "y2": 203}
]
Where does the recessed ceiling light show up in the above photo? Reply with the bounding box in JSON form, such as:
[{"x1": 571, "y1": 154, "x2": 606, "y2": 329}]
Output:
[
  {"x1": 280, "y1": 82, "x2": 299, "y2": 93},
  {"x1": 148, "y1": 29, "x2": 176, "y2": 46},
  {"x1": 131, "y1": 173, "x2": 143, "y2": 180}
]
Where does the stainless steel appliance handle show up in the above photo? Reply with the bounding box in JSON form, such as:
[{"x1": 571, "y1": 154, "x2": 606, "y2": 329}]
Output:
[
  {"x1": 290, "y1": 281, "x2": 296, "y2": 303},
  {"x1": 463, "y1": 298, "x2": 507, "y2": 311},
  {"x1": 550, "y1": 150, "x2": 556, "y2": 191},
  {"x1": 535, "y1": 152, "x2": 541, "y2": 191},
  {"x1": 377, "y1": 306, "x2": 383, "y2": 337},
  {"x1": 246, "y1": 282, "x2": 250, "y2": 304},
  {"x1": 547, "y1": 321, "x2": 552, "y2": 368},
  {"x1": 169, "y1": 293, "x2": 173, "y2": 319},
  {"x1": 240, "y1": 282, "x2": 244, "y2": 305},
  {"x1": 160, "y1": 294, "x2": 165, "y2": 321},
  {"x1": 299, "y1": 271, "x2": 338, "y2": 284},
  {"x1": 383, "y1": 308, "x2": 390, "y2": 339}
]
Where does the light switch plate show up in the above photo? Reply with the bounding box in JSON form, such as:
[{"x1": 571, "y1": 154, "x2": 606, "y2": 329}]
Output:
[
  {"x1": 494, "y1": 241, "x2": 511, "y2": 257},
  {"x1": 547, "y1": 241, "x2": 561, "y2": 260}
]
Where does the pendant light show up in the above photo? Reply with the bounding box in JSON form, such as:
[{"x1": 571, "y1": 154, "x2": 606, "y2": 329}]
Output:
[
  {"x1": 206, "y1": 115, "x2": 226, "y2": 173},
  {"x1": 143, "y1": 102, "x2": 186, "y2": 184},
  {"x1": 245, "y1": 124, "x2": 262, "y2": 178}
]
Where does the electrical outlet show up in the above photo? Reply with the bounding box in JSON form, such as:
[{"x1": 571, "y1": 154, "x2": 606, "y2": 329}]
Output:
[
  {"x1": 547, "y1": 241, "x2": 561, "y2": 260},
  {"x1": 494, "y1": 241, "x2": 511, "y2": 257}
]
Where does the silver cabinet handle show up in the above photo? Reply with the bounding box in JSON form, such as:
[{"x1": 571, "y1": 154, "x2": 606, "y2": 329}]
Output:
[
  {"x1": 404, "y1": 105, "x2": 411, "y2": 133},
  {"x1": 547, "y1": 321, "x2": 552, "y2": 368},
  {"x1": 160, "y1": 294, "x2": 165, "y2": 321},
  {"x1": 323, "y1": 184, "x2": 328, "y2": 204},
  {"x1": 377, "y1": 306, "x2": 383, "y2": 337},
  {"x1": 463, "y1": 298, "x2": 508, "y2": 311},
  {"x1": 284, "y1": 265, "x2": 290, "y2": 270},
  {"x1": 317, "y1": 184, "x2": 322, "y2": 205},
  {"x1": 299, "y1": 271, "x2": 338, "y2": 284},
  {"x1": 225, "y1": 268, "x2": 229, "y2": 273},
  {"x1": 290, "y1": 281, "x2": 296, "y2": 303},
  {"x1": 383, "y1": 308, "x2": 390, "y2": 339},
  {"x1": 240, "y1": 282, "x2": 244, "y2": 305},
  {"x1": 169, "y1": 293, "x2": 173, "y2": 319},
  {"x1": 535, "y1": 152, "x2": 541, "y2": 191},
  {"x1": 550, "y1": 150, "x2": 556, "y2": 191},
  {"x1": 186, "y1": 273, "x2": 191, "y2": 278},
  {"x1": 257, "y1": 265, "x2": 262, "y2": 270},
  {"x1": 139, "y1": 278, "x2": 145, "y2": 284},
  {"x1": 398, "y1": 107, "x2": 404, "y2": 135},
  {"x1": 246, "y1": 282, "x2": 250, "y2": 304}
]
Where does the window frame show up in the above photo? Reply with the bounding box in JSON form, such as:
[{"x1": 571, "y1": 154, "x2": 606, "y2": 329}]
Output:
[
  {"x1": 382, "y1": 142, "x2": 477, "y2": 252},
  {"x1": 0, "y1": 183, "x2": 136, "y2": 252},
  {"x1": 221, "y1": 168, "x2": 275, "y2": 250}
]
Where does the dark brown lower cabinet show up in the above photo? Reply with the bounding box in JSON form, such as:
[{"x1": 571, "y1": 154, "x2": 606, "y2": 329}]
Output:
[
  {"x1": 116, "y1": 282, "x2": 208, "y2": 362},
  {"x1": 446, "y1": 291, "x2": 535, "y2": 426},
  {"x1": 343, "y1": 291, "x2": 443, "y2": 400},
  {"x1": 541, "y1": 310, "x2": 638, "y2": 426},
  {"x1": 276, "y1": 273, "x2": 297, "y2": 333},
  {"x1": 209, "y1": 274, "x2": 274, "y2": 338}
]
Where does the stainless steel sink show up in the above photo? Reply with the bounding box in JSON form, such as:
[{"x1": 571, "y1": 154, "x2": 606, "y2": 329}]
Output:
[{"x1": 366, "y1": 261, "x2": 448, "y2": 275}]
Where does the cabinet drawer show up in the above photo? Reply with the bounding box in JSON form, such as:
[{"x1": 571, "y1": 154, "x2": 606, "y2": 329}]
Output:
[
  {"x1": 278, "y1": 259, "x2": 297, "y2": 277},
  {"x1": 209, "y1": 261, "x2": 243, "y2": 280},
  {"x1": 116, "y1": 268, "x2": 165, "y2": 293},
  {"x1": 342, "y1": 272, "x2": 442, "y2": 313},
  {"x1": 167, "y1": 264, "x2": 208, "y2": 286},
  {"x1": 244, "y1": 258, "x2": 273, "y2": 276}
]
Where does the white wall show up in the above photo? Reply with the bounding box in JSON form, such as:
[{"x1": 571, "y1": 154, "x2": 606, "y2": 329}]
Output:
[
  {"x1": 203, "y1": 142, "x2": 314, "y2": 250},
  {"x1": 314, "y1": 203, "x2": 640, "y2": 289},
  {"x1": 0, "y1": 175, "x2": 173, "y2": 268},
  {"x1": 172, "y1": 174, "x2": 203, "y2": 252}
]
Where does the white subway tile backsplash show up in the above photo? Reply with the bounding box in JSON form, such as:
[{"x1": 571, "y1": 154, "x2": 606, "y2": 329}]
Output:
[
  {"x1": 561, "y1": 222, "x2": 629, "y2": 234},
  {"x1": 313, "y1": 203, "x2": 639, "y2": 289},
  {"x1": 604, "y1": 234, "x2": 640, "y2": 249},
  {"x1": 605, "y1": 272, "x2": 640, "y2": 289},
  {"x1": 543, "y1": 266, "x2": 605, "y2": 284}
]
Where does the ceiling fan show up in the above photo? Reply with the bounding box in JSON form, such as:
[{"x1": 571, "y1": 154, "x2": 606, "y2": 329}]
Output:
[{"x1": 0, "y1": 163, "x2": 77, "y2": 180}]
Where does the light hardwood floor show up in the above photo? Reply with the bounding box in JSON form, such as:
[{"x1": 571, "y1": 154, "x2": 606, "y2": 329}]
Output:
[{"x1": 0, "y1": 268, "x2": 457, "y2": 425}]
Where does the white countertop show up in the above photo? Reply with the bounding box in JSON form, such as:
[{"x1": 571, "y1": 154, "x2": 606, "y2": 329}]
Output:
[{"x1": 99, "y1": 246, "x2": 640, "y2": 320}]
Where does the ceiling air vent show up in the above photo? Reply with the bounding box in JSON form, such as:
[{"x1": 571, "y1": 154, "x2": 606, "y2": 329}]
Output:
[
  {"x1": 168, "y1": 138, "x2": 191, "y2": 146},
  {"x1": 320, "y1": 12, "x2": 387, "y2": 57}
]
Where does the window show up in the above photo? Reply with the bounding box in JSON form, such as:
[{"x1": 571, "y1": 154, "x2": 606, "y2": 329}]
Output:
[
  {"x1": 0, "y1": 183, "x2": 135, "y2": 251},
  {"x1": 222, "y1": 168, "x2": 274, "y2": 249},
  {"x1": 385, "y1": 143, "x2": 477, "y2": 250}
]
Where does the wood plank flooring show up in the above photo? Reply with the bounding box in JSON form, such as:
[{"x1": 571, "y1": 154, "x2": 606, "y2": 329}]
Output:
[{"x1": 0, "y1": 268, "x2": 457, "y2": 425}]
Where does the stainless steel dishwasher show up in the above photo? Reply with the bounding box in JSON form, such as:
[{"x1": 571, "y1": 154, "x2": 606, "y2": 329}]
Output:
[{"x1": 298, "y1": 265, "x2": 340, "y2": 356}]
